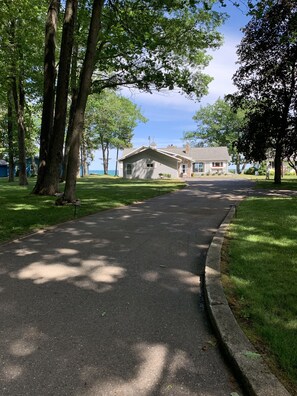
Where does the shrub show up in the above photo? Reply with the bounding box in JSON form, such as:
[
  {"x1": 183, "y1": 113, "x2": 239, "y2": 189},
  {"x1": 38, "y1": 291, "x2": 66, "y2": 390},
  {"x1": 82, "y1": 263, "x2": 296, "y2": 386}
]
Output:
[{"x1": 244, "y1": 167, "x2": 256, "y2": 175}]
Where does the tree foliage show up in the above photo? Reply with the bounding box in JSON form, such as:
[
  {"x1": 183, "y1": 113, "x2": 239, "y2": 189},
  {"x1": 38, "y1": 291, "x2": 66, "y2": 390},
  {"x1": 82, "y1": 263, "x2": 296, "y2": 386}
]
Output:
[
  {"x1": 85, "y1": 91, "x2": 147, "y2": 174},
  {"x1": 0, "y1": 0, "x2": 47, "y2": 184},
  {"x1": 231, "y1": 0, "x2": 297, "y2": 183},
  {"x1": 60, "y1": 0, "x2": 227, "y2": 201},
  {"x1": 93, "y1": 0, "x2": 225, "y2": 98},
  {"x1": 184, "y1": 98, "x2": 246, "y2": 172},
  {"x1": 0, "y1": 1, "x2": 228, "y2": 199}
]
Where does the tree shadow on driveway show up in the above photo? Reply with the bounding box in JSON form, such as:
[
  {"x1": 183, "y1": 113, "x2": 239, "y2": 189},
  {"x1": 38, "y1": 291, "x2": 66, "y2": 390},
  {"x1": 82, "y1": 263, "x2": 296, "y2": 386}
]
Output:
[{"x1": 0, "y1": 179, "x2": 253, "y2": 395}]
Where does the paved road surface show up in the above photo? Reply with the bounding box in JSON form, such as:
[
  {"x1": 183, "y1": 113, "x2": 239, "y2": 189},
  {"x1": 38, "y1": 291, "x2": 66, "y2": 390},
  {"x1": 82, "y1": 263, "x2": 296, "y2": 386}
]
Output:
[{"x1": 0, "y1": 179, "x2": 253, "y2": 395}]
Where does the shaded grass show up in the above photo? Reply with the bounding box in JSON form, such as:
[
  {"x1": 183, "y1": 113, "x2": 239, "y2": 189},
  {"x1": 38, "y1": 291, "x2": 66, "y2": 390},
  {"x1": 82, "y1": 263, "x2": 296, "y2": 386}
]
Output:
[
  {"x1": 256, "y1": 177, "x2": 297, "y2": 190},
  {"x1": 0, "y1": 176, "x2": 185, "y2": 243},
  {"x1": 223, "y1": 197, "x2": 297, "y2": 393}
]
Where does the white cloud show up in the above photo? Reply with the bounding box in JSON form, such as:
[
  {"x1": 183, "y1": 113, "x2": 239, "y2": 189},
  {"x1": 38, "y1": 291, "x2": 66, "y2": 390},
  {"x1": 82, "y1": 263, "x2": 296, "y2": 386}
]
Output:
[
  {"x1": 120, "y1": 87, "x2": 199, "y2": 112},
  {"x1": 203, "y1": 35, "x2": 241, "y2": 101}
]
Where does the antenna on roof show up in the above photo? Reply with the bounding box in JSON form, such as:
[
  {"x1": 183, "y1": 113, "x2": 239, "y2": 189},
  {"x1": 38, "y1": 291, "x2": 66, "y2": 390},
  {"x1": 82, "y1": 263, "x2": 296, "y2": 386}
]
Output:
[
  {"x1": 150, "y1": 137, "x2": 157, "y2": 149},
  {"x1": 148, "y1": 136, "x2": 151, "y2": 146}
]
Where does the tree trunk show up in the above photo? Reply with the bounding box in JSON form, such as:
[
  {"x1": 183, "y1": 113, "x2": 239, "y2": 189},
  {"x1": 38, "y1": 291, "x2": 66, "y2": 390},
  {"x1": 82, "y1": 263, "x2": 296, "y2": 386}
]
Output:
[
  {"x1": 274, "y1": 146, "x2": 282, "y2": 184},
  {"x1": 115, "y1": 147, "x2": 119, "y2": 176},
  {"x1": 42, "y1": 0, "x2": 77, "y2": 195},
  {"x1": 62, "y1": 88, "x2": 78, "y2": 181},
  {"x1": 63, "y1": 0, "x2": 104, "y2": 202},
  {"x1": 12, "y1": 77, "x2": 28, "y2": 186},
  {"x1": 7, "y1": 88, "x2": 15, "y2": 182},
  {"x1": 33, "y1": 0, "x2": 59, "y2": 194},
  {"x1": 101, "y1": 142, "x2": 108, "y2": 175},
  {"x1": 106, "y1": 146, "x2": 110, "y2": 175},
  {"x1": 81, "y1": 134, "x2": 88, "y2": 177},
  {"x1": 61, "y1": 20, "x2": 79, "y2": 182}
]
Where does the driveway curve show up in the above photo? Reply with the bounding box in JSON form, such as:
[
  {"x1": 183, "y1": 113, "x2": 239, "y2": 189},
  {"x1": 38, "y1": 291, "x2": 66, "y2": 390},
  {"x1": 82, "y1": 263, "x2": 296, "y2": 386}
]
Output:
[{"x1": 0, "y1": 178, "x2": 253, "y2": 396}]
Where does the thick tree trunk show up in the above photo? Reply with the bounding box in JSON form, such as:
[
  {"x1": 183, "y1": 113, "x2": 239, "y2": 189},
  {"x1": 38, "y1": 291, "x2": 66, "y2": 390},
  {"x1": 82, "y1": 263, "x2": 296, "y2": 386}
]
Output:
[
  {"x1": 42, "y1": 0, "x2": 77, "y2": 195},
  {"x1": 63, "y1": 0, "x2": 104, "y2": 202},
  {"x1": 7, "y1": 88, "x2": 15, "y2": 182},
  {"x1": 12, "y1": 77, "x2": 28, "y2": 186},
  {"x1": 33, "y1": 0, "x2": 59, "y2": 194}
]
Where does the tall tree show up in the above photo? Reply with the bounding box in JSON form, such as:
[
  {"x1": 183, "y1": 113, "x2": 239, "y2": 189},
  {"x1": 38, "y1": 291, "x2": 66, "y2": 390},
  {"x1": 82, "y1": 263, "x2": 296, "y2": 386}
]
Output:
[
  {"x1": 11, "y1": 75, "x2": 28, "y2": 185},
  {"x1": 0, "y1": 0, "x2": 48, "y2": 185},
  {"x1": 63, "y1": 0, "x2": 105, "y2": 202},
  {"x1": 35, "y1": 0, "x2": 78, "y2": 195},
  {"x1": 7, "y1": 88, "x2": 15, "y2": 182},
  {"x1": 85, "y1": 91, "x2": 146, "y2": 174},
  {"x1": 33, "y1": 0, "x2": 226, "y2": 200},
  {"x1": 184, "y1": 98, "x2": 246, "y2": 173},
  {"x1": 33, "y1": 0, "x2": 60, "y2": 193},
  {"x1": 62, "y1": 0, "x2": 226, "y2": 201},
  {"x1": 231, "y1": 0, "x2": 297, "y2": 184}
]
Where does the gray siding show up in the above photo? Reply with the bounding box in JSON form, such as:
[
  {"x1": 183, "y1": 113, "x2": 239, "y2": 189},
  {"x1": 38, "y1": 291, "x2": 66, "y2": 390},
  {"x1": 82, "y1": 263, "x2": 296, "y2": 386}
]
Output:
[{"x1": 121, "y1": 149, "x2": 179, "y2": 179}]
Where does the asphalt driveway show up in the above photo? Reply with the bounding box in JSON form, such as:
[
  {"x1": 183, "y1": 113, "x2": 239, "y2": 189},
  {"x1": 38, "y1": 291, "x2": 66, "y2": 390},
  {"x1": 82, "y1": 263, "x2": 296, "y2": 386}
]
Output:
[{"x1": 0, "y1": 178, "x2": 253, "y2": 395}]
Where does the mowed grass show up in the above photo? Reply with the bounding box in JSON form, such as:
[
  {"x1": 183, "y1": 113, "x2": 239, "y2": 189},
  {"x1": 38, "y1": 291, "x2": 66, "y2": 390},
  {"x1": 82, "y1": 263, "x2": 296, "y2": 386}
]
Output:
[
  {"x1": 0, "y1": 175, "x2": 185, "y2": 243},
  {"x1": 256, "y1": 177, "x2": 297, "y2": 190},
  {"x1": 224, "y1": 196, "x2": 297, "y2": 391}
]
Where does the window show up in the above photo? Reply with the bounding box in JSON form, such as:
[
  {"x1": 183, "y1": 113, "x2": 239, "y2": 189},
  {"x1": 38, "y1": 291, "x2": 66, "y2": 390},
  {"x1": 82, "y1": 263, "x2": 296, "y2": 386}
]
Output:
[
  {"x1": 146, "y1": 163, "x2": 154, "y2": 168},
  {"x1": 212, "y1": 162, "x2": 223, "y2": 168},
  {"x1": 126, "y1": 163, "x2": 132, "y2": 175},
  {"x1": 182, "y1": 164, "x2": 186, "y2": 173},
  {"x1": 193, "y1": 162, "x2": 204, "y2": 172}
]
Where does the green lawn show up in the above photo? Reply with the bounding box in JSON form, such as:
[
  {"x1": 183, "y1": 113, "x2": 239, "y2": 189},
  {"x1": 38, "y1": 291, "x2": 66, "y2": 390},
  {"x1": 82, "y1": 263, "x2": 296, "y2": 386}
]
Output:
[
  {"x1": 224, "y1": 195, "x2": 297, "y2": 393},
  {"x1": 0, "y1": 176, "x2": 185, "y2": 243},
  {"x1": 255, "y1": 176, "x2": 297, "y2": 190}
]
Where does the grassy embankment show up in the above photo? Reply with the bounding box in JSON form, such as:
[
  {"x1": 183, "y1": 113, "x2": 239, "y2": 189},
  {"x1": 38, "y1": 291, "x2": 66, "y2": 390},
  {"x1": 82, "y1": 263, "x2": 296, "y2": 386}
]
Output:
[
  {"x1": 223, "y1": 178, "x2": 297, "y2": 394},
  {"x1": 0, "y1": 176, "x2": 184, "y2": 244}
]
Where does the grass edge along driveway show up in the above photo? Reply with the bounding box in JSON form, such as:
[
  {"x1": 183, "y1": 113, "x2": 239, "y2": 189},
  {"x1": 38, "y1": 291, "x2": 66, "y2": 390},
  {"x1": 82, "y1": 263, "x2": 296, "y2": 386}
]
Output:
[
  {"x1": 0, "y1": 176, "x2": 185, "y2": 244},
  {"x1": 223, "y1": 192, "x2": 297, "y2": 395}
]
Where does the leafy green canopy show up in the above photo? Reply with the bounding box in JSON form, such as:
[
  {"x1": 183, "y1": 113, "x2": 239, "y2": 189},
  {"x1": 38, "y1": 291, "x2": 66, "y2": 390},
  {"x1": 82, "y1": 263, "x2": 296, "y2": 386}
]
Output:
[
  {"x1": 184, "y1": 98, "x2": 244, "y2": 147},
  {"x1": 85, "y1": 90, "x2": 146, "y2": 172},
  {"x1": 0, "y1": 0, "x2": 48, "y2": 161},
  {"x1": 231, "y1": 0, "x2": 297, "y2": 164},
  {"x1": 92, "y1": 0, "x2": 226, "y2": 99},
  {"x1": 0, "y1": 0, "x2": 48, "y2": 102},
  {"x1": 85, "y1": 90, "x2": 146, "y2": 149},
  {"x1": 229, "y1": 0, "x2": 297, "y2": 183},
  {"x1": 183, "y1": 98, "x2": 245, "y2": 168}
]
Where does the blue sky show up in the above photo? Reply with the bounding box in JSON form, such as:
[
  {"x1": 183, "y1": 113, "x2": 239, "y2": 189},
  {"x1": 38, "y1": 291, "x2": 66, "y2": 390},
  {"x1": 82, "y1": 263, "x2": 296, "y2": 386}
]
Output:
[{"x1": 90, "y1": 1, "x2": 251, "y2": 171}]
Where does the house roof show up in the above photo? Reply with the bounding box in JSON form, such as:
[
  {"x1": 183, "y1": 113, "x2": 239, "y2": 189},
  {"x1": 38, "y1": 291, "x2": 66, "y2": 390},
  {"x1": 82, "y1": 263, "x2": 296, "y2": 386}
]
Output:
[
  {"x1": 119, "y1": 146, "x2": 191, "y2": 162},
  {"x1": 164, "y1": 146, "x2": 230, "y2": 161},
  {"x1": 120, "y1": 146, "x2": 230, "y2": 162}
]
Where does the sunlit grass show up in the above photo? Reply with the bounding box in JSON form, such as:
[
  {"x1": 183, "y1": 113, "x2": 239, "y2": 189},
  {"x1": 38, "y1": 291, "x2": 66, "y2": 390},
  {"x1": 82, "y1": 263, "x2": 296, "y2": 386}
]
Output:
[
  {"x1": 0, "y1": 176, "x2": 185, "y2": 243},
  {"x1": 223, "y1": 197, "x2": 297, "y2": 392}
]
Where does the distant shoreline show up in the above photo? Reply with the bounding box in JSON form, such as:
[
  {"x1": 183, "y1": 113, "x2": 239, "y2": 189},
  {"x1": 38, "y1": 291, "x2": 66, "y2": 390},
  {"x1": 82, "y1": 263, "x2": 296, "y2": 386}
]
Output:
[{"x1": 89, "y1": 170, "x2": 116, "y2": 176}]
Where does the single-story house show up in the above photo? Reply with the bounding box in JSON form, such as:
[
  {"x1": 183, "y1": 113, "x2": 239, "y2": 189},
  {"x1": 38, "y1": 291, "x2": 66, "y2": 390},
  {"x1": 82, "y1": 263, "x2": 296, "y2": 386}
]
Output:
[{"x1": 118, "y1": 144, "x2": 230, "y2": 179}]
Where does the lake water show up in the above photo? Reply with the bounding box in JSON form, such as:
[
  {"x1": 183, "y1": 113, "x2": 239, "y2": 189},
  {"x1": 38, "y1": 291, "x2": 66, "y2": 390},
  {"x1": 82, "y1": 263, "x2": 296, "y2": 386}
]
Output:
[{"x1": 89, "y1": 170, "x2": 117, "y2": 176}]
